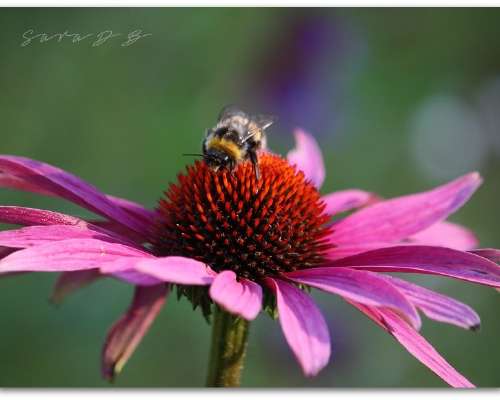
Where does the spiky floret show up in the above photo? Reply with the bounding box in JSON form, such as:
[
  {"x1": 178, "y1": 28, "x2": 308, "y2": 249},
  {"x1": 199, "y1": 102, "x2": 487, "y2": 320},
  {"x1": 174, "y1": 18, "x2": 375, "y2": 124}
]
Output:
[{"x1": 154, "y1": 153, "x2": 332, "y2": 282}]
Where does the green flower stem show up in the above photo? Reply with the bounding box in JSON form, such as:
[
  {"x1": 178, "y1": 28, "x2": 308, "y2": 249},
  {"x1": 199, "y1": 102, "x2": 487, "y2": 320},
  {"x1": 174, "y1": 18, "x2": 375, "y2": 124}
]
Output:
[{"x1": 206, "y1": 307, "x2": 250, "y2": 387}]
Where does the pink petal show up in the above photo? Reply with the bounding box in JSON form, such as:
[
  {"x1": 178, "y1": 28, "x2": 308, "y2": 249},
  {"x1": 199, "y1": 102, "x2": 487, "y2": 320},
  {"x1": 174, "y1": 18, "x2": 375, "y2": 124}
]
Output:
[
  {"x1": 0, "y1": 207, "x2": 140, "y2": 248},
  {"x1": 111, "y1": 270, "x2": 164, "y2": 286},
  {"x1": 102, "y1": 284, "x2": 167, "y2": 381},
  {"x1": 0, "y1": 225, "x2": 131, "y2": 248},
  {"x1": 0, "y1": 172, "x2": 52, "y2": 196},
  {"x1": 100, "y1": 256, "x2": 166, "y2": 286},
  {"x1": 50, "y1": 269, "x2": 102, "y2": 305},
  {"x1": 0, "y1": 206, "x2": 84, "y2": 226},
  {"x1": 470, "y1": 249, "x2": 500, "y2": 264},
  {"x1": 0, "y1": 238, "x2": 150, "y2": 273},
  {"x1": 0, "y1": 247, "x2": 16, "y2": 260},
  {"x1": 97, "y1": 257, "x2": 165, "y2": 286},
  {"x1": 88, "y1": 220, "x2": 146, "y2": 244},
  {"x1": 330, "y1": 245, "x2": 500, "y2": 288},
  {"x1": 322, "y1": 189, "x2": 378, "y2": 216},
  {"x1": 329, "y1": 173, "x2": 482, "y2": 245},
  {"x1": 328, "y1": 221, "x2": 479, "y2": 260},
  {"x1": 409, "y1": 221, "x2": 478, "y2": 251},
  {"x1": 284, "y1": 267, "x2": 421, "y2": 329},
  {"x1": 265, "y1": 278, "x2": 330, "y2": 376},
  {"x1": 208, "y1": 270, "x2": 262, "y2": 320},
  {"x1": 471, "y1": 250, "x2": 500, "y2": 294},
  {"x1": 326, "y1": 242, "x2": 394, "y2": 261},
  {"x1": 105, "y1": 195, "x2": 157, "y2": 226},
  {"x1": 101, "y1": 256, "x2": 215, "y2": 285},
  {"x1": 350, "y1": 302, "x2": 474, "y2": 388},
  {"x1": 0, "y1": 155, "x2": 149, "y2": 237},
  {"x1": 286, "y1": 129, "x2": 326, "y2": 189},
  {"x1": 383, "y1": 275, "x2": 480, "y2": 330}
]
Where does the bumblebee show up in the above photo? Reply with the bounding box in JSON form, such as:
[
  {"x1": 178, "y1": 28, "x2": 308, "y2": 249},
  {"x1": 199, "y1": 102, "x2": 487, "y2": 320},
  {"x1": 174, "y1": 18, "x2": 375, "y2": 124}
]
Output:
[{"x1": 202, "y1": 105, "x2": 275, "y2": 180}]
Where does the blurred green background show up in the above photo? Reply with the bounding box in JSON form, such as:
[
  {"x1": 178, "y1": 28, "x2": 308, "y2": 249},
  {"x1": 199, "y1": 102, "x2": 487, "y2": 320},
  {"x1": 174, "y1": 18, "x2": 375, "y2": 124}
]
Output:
[{"x1": 0, "y1": 7, "x2": 499, "y2": 388}]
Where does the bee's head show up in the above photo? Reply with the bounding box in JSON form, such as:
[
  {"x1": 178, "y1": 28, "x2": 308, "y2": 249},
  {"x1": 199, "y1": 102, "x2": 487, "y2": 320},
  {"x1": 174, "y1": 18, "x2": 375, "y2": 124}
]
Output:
[{"x1": 203, "y1": 149, "x2": 232, "y2": 172}]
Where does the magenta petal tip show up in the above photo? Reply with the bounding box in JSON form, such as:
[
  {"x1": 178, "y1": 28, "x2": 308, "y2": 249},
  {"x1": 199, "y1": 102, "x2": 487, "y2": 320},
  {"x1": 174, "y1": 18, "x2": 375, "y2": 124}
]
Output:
[
  {"x1": 209, "y1": 270, "x2": 262, "y2": 320},
  {"x1": 265, "y1": 277, "x2": 331, "y2": 377},
  {"x1": 286, "y1": 129, "x2": 326, "y2": 189}
]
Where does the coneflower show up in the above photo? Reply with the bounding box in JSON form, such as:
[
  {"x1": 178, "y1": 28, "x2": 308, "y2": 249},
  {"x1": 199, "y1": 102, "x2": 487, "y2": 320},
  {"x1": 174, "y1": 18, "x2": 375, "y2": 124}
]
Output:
[{"x1": 0, "y1": 130, "x2": 499, "y2": 387}]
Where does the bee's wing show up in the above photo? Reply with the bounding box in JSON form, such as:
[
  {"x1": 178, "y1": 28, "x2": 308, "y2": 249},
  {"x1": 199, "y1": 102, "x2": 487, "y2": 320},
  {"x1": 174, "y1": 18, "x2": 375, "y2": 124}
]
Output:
[
  {"x1": 218, "y1": 105, "x2": 246, "y2": 121},
  {"x1": 253, "y1": 114, "x2": 277, "y2": 130},
  {"x1": 241, "y1": 114, "x2": 277, "y2": 143}
]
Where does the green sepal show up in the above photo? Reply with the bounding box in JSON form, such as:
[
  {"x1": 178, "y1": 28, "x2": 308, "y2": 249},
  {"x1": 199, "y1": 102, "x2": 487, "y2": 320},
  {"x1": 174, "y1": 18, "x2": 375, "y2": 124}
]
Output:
[
  {"x1": 262, "y1": 287, "x2": 278, "y2": 319},
  {"x1": 176, "y1": 284, "x2": 213, "y2": 323}
]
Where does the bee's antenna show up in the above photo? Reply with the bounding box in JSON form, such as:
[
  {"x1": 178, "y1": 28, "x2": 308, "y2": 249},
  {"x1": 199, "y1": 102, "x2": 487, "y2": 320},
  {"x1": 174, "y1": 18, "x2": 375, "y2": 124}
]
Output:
[{"x1": 182, "y1": 153, "x2": 204, "y2": 157}]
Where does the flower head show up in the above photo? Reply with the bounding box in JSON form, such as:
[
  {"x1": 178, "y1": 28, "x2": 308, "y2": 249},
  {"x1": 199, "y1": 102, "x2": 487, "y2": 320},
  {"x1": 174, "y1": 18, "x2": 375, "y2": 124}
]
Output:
[
  {"x1": 155, "y1": 154, "x2": 331, "y2": 279},
  {"x1": 1, "y1": 129, "x2": 499, "y2": 387}
]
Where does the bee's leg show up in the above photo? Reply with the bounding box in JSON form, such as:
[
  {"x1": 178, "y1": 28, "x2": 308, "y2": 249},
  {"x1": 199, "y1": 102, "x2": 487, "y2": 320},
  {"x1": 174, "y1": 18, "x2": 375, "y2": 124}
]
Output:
[
  {"x1": 229, "y1": 164, "x2": 237, "y2": 181},
  {"x1": 227, "y1": 159, "x2": 237, "y2": 181},
  {"x1": 249, "y1": 150, "x2": 260, "y2": 180}
]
